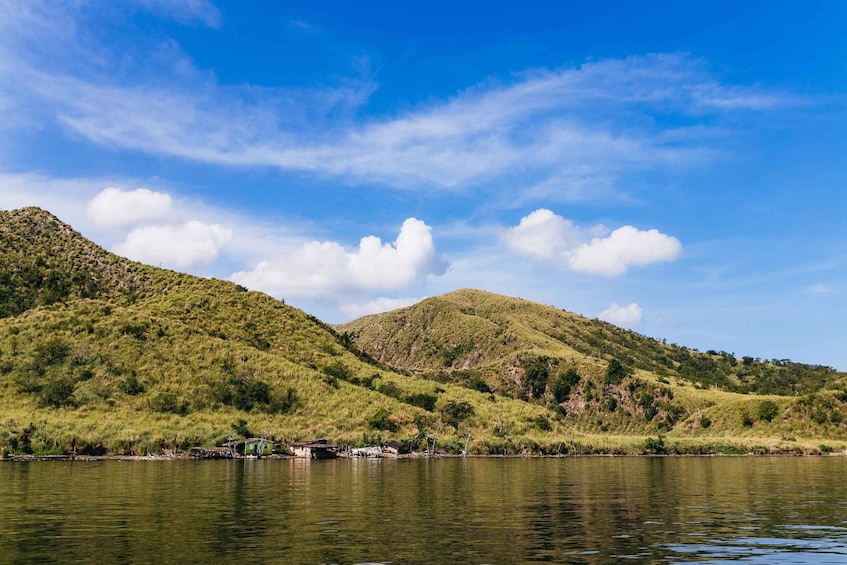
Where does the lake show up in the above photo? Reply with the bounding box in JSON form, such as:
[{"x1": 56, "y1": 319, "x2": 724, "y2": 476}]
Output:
[{"x1": 2, "y1": 457, "x2": 847, "y2": 563}]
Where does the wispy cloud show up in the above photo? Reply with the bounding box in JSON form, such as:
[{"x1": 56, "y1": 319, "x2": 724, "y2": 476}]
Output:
[
  {"x1": 133, "y1": 0, "x2": 222, "y2": 28},
  {"x1": 0, "y1": 3, "x2": 793, "y2": 201}
]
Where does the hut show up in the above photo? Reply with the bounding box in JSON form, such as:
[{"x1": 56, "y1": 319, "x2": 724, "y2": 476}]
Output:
[
  {"x1": 290, "y1": 439, "x2": 339, "y2": 459},
  {"x1": 382, "y1": 440, "x2": 411, "y2": 457},
  {"x1": 222, "y1": 438, "x2": 275, "y2": 457}
]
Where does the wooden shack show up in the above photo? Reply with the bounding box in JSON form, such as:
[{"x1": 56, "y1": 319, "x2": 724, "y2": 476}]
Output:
[
  {"x1": 290, "y1": 439, "x2": 339, "y2": 459},
  {"x1": 222, "y1": 438, "x2": 275, "y2": 457},
  {"x1": 381, "y1": 440, "x2": 411, "y2": 457}
]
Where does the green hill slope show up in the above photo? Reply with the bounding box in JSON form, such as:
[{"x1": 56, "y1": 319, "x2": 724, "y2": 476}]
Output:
[
  {"x1": 337, "y1": 289, "x2": 847, "y2": 449},
  {"x1": 0, "y1": 209, "x2": 566, "y2": 455}
]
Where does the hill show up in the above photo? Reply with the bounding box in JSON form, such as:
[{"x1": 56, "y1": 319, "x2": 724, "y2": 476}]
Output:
[
  {"x1": 337, "y1": 289, "x2": 847, "y2": 449},
  {"x1": 0, "y1": 209, "x2": 557, "y2": 456},
  {"x1": 1, "y1": 208, "x2": 846, "y2": 457}
]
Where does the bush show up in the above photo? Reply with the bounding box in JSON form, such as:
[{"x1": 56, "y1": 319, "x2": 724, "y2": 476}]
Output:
[
  {"x1": 552, "y1": 367, "x2": 581, "y2": 403},
  {"x1": 758, "y1": 400, "x2": 779, "y2": 422},
  {"x1": 467, "y1": 374, "x2": 491, "y2": 394},
  {"x1": 323, "y1": 360, "x2": 354, "y2": 382},
  {"x1": 604, "y1": 359, "x2": 628, "y2": 385},
  {"x1": 741, "y1": 412, "x2": 754, "y2": 427},
  {"x1": 367, "y1": 408, "x2": 397, "y2": 432},
  {"x1": 378, "y1": 381, "x2": 403, "y2": 399},
  {"x1": 231, "y1": 418, "x2": 252, "y2": 438},
  {"x1": 149, "y1": 392, "x2": 187, "y2": 414},
  {"x1": 271, "y1": 387, "x2": 298, "y2": 414},
  {"x1": 643, "y1": 435, "x2": 666, "y2": 454},
  {"x1": 233, "y1": 380, "x2": 270, "y2": 412},
  {"x1": 440, "y1": 400, "x2": 475, "y2": 428},
  {"x1": 406, "y1": 393, "x2": 437, "y2": 412},
  {"x1": 699, "y1": 416, "x2": 712, "y2": 428},
  {"x1": 119, "y1": 374, "x2": 146, "y2": 396},
  {"x1": 38, "y1": 379, "x2": 76, "y2": 408},
  {"x1": 534, "y1": 415, "x2": 552, "y2": 431}
]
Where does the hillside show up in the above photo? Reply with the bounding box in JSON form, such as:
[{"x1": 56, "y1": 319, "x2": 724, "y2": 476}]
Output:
[
  {"x1": 0, "y1": 209, "x2": 557, "y2": 456},
  {"x1": 337, "y1": 289, "x2": 847, "y2": 448},
  {"x1": 336, "y1": 289, "x2": 842, "y2": 396},
  {"x1": 1, "y1": 208, "x2": 846, "y2": 457}
]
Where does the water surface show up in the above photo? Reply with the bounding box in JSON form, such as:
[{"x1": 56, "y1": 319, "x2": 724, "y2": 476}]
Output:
[{"x1": 2, "y1": 457, "x2": 846, "y2": 563}]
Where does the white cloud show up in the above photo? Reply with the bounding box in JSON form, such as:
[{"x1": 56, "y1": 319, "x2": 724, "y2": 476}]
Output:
[
  {"x1": 231, "y1": 218, "x2": 447, "y2": 299},
  {"x1": 599, "y1": 303, "x2": 643, "y2": 330},
  {"x1": 503, "y1": 209, "x2": 681, "y2": 276},
  {"x1": 806, "y1": 283, "x2": 835, "y2": 295},
  {"x1": 340, "y1": 296, "x2": 424, "y2": 320},
  {"x1": 570, "y1": 225, "x2": 683, "y2": 276},
  {"x1": 86, "y1": 187, "x2": 173, "y2": 228},
  {"x1": 0, "y1": 12, "x2": 791, "y2": 201},
  {"x1": 133, "y1": 0, "x2": 222, "y2": 28},
  {"x1": 113, "y1": 220, "x2": 232, "y2": 269}
]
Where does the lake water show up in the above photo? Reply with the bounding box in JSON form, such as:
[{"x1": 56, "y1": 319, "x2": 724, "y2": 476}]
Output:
[{"x1": 2, "y1": 457, "x2": 847, "y2": 563}]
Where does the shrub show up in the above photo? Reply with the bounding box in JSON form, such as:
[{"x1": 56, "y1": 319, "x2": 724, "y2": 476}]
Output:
[
  {"x1": 604, "y1": 359, "x2": 628, "y2": 385},
  {"x1": 38, "y1": 379, "x2": 76, "y2": 408},
  {"x1": 231, "y1": 418, "x2": 252, "y2": 438},
  {"x1": 119, "y1": 374, "x2": 146, "y2": 396},
  {"x1": 643, "y1": 435, "x2": 666, "y2": 454},
  {"x1": 149, "y1": 392, "x2": 187, "y2": 414},
  {"x1": 367, "y1": 408, "x2": 397, "y2": 432},
  {"x1": 699, "y1": 416, "x2": 712, "y2": 429},
  {"x1": 271, "y1": 387, "x2": 298, "y2": 414},
  {"x1": 406, "y1": 393, "x2": 437, "y2": 412},
  {"x1": 534, "y1": 415, "x2": 552, "y2": 431},
  {"x1": 32, "y1": 337, "x2": 70, "y2": 373},
  {"x1": 467, "y1": 374, "x2": 491, "y2": 394},
  {"x1": 378, "y1": 381, "x2": 403, "y2": 399},
  {"x1": 552, "y1": 367, "x2": 580, "y2": 403},
  {"x1": 758, "y1": 400, "x2": 779, "y2": 422},
  {"x1": 233, "y1": 380, "x2": 271, "y2": 412},
  {"x1": 323, "y1": 360, "x2": 354, "y2": 382},
  {"x1": 440, "y1": 400, "x2": 475, "y2": 428}
]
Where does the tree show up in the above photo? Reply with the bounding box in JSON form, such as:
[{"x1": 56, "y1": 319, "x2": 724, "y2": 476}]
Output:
[{"x1": 604, "y1": 359, "x2": 628, "y2": 385}]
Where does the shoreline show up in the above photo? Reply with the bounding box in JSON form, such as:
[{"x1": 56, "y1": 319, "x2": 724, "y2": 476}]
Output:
[{"x1": 3, "y1": 450, "x2": 845, "y2": 462}]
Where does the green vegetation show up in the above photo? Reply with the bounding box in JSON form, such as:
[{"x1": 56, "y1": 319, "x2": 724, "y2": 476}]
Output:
[{"x1": 1, "y1": 208, "x2": 846, "y2": 457}]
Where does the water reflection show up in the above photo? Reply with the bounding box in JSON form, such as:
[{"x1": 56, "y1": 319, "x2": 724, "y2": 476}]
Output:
[{"x1": 1, "y1": 457, "x2": 846, "y2": 563}]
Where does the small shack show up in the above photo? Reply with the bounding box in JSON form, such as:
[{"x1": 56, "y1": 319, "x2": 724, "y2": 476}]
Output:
[
  {"x1": 222, "y1": 438, "x2": 275, "y2": 457},
  {"x1": 290, "y1": 439, "x2": 339, "y2": 459},
  {"x1": 382, "y1": 440, "x2": 411, "y2": 457}
]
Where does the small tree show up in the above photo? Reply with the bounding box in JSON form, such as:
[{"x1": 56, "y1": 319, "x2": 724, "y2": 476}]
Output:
[
  {"x1": 604, "y1": 359, "x2": 628, "y2": 385},
  {"x1": 440, "y1": 400, "x2": 475, "y2": 428},
  {"x1": 758, "y1": 400, "x2": 779, "y2": 422}
]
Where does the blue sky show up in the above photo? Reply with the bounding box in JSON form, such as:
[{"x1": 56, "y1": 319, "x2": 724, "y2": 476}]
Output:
[{"x1": 1, "y1": 1, "x2": 846, "y2": 368}]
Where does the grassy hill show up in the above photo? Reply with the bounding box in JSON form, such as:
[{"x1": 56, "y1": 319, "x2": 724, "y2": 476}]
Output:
[
  {"x1": 337, "y1": 289, "x2": 847, "y2": 451},
  {"x1": 1, "y1": 208, "x2": 846, "y2": 456}
]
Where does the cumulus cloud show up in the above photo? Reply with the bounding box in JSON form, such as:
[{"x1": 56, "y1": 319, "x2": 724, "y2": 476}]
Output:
[
  {"x1": 86, "y1": 187, "x2": 173, "y2": 228},
  {"x1": 113, "y1": 220, "x2": 232, "y2": 269},
  {"x1": 598, "y1": 303, "x2": 643, "y2": 330},
  {"x1": 503, "y1": 209, "x2": 681, "y2": 276},
  {"x1": 231, "y1": 218, "x2": 447, "y2": 299},
  {"x1": 340, "y1": 296, "x2": 424, "y2": 320}
]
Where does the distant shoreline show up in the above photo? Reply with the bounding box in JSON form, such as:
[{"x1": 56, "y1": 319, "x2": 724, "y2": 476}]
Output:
[{"x1": 3, "y1": 451, "x2": 845, "y2": 462}]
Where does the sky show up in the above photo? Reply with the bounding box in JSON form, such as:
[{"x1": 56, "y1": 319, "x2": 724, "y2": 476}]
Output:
[{"x1": 1, "y1": 1, "x2": 846, "y2": 368}]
